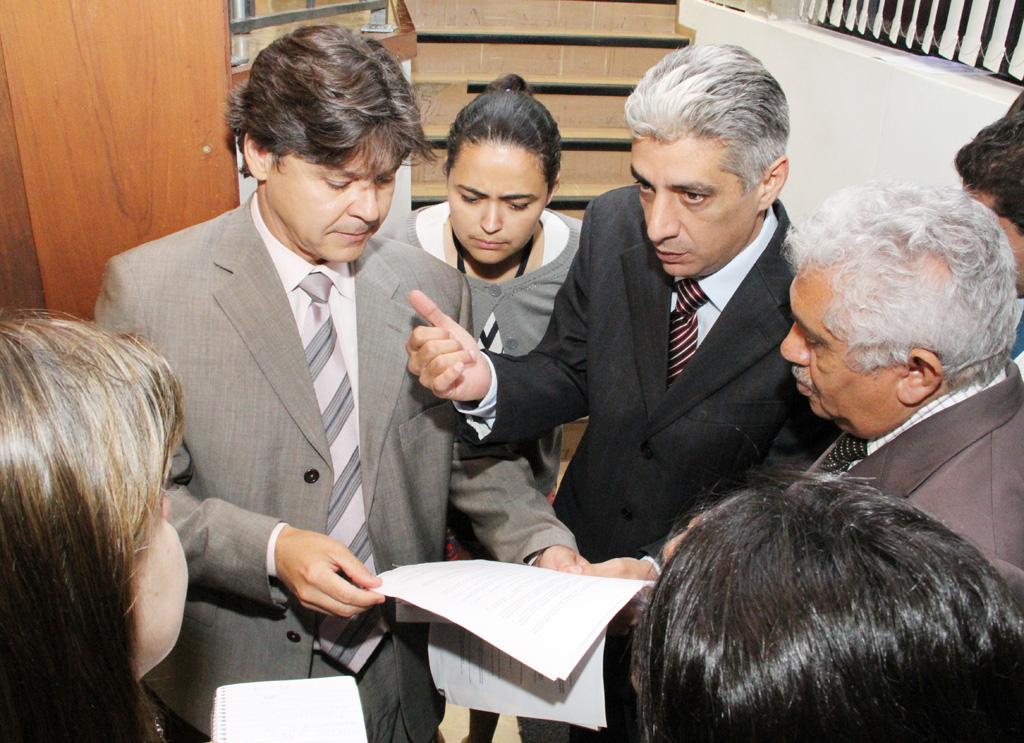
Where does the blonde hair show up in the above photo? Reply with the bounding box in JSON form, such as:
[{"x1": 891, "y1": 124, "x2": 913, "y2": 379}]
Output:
[{"x1": 0, "y1": 316, "x2": 183, "y2": 743}]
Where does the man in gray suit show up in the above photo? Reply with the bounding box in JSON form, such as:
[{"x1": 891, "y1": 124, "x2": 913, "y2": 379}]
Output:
[
  {"x1": 781, "y1": 182, "x2": 1024, "y2": 596},
  {"x1": 96, "y1": 26, "x2": 580, "y2": 743}
]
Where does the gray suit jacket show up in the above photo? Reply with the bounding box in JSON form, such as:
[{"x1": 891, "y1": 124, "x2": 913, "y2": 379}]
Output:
[
  {"x1": 95, "y1": 203, "x2": 574, "y2": 736},
  {"x1": 840, "y1": 368, "x2": 1024, "y2": 598}
]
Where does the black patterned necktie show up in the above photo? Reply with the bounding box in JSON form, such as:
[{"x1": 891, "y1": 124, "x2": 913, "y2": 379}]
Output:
[
  {"x1": 667, "y1": 278, "x2": 709, "y2": 386},
  {"x1": 820, "y1": 433, "x2": 869, "y2": 474}
]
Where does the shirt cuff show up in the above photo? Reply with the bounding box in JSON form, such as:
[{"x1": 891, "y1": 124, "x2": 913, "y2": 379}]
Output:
[
  {"x1": 266, "y1": 521, "x2": 288, "y2": 578},
  {"x1": 641, "y1": 554, "x2": 662, "y2": 577},
  {"x1": 453, "y1": 354, "x2": 498, "y2": 431}
]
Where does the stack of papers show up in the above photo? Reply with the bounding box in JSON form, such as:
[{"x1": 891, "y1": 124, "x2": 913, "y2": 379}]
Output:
[{"x1": 377, "y1": 560, "x2": 649, "y2": 728}]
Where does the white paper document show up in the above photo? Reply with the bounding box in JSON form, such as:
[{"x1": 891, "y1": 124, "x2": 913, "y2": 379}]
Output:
[
  {"x1": 209, "y1": 676, "x2": 367, "y2": 743},
  {"x1": 376, "y1": 560, "x2": 648, "y2": 680},
  {"x1": 428, "y1": 622, "x2": 608, "y2": 729}
]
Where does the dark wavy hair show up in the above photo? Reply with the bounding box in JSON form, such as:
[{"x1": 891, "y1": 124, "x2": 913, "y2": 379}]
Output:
[
  {"x1": 444, "y1": 73, "x2": 561, "y2": 190},
  {"x1": 633, "y1": 474, "x2": 1024, "y2": 742},
  {"x1": 228, "y1": 25, "x2": 431, "y2": 177},
  {"x1": 955, "y1": 111, "x2": 1024, "y2": 234}
]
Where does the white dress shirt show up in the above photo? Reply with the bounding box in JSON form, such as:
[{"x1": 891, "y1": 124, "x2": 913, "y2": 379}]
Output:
[{"x1": 250, "y1": 195, "x2": 360, "y2": 577}]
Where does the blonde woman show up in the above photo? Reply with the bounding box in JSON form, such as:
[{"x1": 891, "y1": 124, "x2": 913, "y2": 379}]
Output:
[{"x1": 0, "y1": 318, "x2": 188, "y2": 743}]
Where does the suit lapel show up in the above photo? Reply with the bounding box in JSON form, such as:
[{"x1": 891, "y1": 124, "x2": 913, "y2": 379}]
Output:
[
  {"x1": 354, "y1": 240, "x2": 411, "y2": 515},
  {"x1": 848, "y1": 367, "x2": 1024, "y2": 496},
  {"x1": 210, "y1": 206, "x2": 330, "y2": 465},
  {"x1": 646, "y1": 205, "x2": 794, "y2": 436},
  {"x1": 622, "y1": 242, "x2": 676, "y2": 418}
]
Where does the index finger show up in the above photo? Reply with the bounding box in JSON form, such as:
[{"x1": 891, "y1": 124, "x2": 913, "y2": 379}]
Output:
[{"x1": 409, "y1": 289, "x2": 459, "y2": 332}]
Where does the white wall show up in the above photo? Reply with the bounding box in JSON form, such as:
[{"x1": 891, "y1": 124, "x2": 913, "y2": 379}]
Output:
[{"x1": 677, "y1": 0, "x2": 1021, "y2": 222}]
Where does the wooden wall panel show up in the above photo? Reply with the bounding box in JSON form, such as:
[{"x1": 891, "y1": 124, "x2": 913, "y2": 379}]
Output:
[
  {"x1": 0, "y1": 1, "x2": 239, "y2": 318},
  {"x1": 0, "y1": 34, "x2": 44, "y2": 310}
]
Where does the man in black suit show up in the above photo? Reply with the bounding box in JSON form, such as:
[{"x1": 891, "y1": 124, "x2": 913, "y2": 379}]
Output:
[{"x1": 406, "y1": 44, "x2": 833, "y2": 740}]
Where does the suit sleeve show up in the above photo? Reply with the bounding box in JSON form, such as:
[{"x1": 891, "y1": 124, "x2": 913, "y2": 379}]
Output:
[
  {"x1": 462, "y1": 202, "x2": 596, "y2": 445},
  {"x1": 447, "y1": 278, "x2": 578, "y2": 562},
  {"x1": 96, "y1": 257, "x2": 285, "y2": 608}
]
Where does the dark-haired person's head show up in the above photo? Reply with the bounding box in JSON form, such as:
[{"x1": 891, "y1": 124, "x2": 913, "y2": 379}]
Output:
[
  {"x1": 0, "y1": 317, "x2": 187, "y2": 743},
  {"x1": 633, "y1": 475, "x2": 1024, "y2": 743},
  {"x1": 1007, "y1": 89, "x2": 1024, "y2": 117},
  {"x1": 442, "y1": 73, "x2": 563, "y2": 276},
  {"x1": 444, "y1": 73, "x2": 561, "y2": 191},
  {"x1": 227, "y1": 25, "x2": 431, "y2": 265},
  {"x1": 955, "y1": 112, "x2": 1024, "y2": 296}
]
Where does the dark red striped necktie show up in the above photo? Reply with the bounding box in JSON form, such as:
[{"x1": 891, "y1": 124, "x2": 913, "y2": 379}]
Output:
[{"x1": 667, "y1": 278, "x2": 709, "y2": 386}]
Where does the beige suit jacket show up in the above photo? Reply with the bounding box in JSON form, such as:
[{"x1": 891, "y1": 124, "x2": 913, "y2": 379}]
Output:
[{"x1": 96, "y1": 203, "x2": 574, "y2": 737}]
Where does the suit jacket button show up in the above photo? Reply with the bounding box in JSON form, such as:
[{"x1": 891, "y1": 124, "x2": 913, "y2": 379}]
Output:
[
  {"x1": 286, "y1": 630, "x2": 301, "y2": 643},
  {"x1": 620, "y1": 508, "x2": 633, "y2": 521},
  {"x1": 304, "y1": 468, "x2": 320, "y2": 484},
  {"x1": 640, "y1": 443, "x2": 653, "y2": 459}
]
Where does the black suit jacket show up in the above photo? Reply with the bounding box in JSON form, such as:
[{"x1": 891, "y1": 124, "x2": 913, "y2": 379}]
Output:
[{"x1": 472, "y1": 186, "x2": 834, "y2": 561}]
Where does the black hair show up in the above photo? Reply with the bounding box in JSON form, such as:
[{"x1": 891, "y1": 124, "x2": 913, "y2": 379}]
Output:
[
  {"x1": 955, "y1": 111, "x2": 1024, "y2": 234},
  {"x1": 1008, "y1": 90, "x2": 1024, "y2": 117},
  {"x1": 633, "y1": 473, "x2": 1024, "y2": 742},
  {"x1": 444, "y1": 73, "x2": 561, "y2": 190}
]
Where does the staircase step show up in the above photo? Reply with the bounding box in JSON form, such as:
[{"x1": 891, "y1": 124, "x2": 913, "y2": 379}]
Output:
[
  {"x1": 465, "y1": 80, "x2": 633, "y2": 96},
  {"x1": 412, "y1": 181, "x2": 629, "y2": 210},
  {"x1": 404, "y1": 1, "x2": 679, "y2": 35},
  {"x1": 415, "y1": 74, "x2": 634, "y2": 129},
  {"x1": 423, "y1": 124, "x2": 631, "y2": 150},
  {"x1": 418, "y1": 81, "x2": 628, "y2": 131},
  {"x1": 412, "y1": 38, "x2": 675, "y2": 78},
  {"x1": 414, "y1": 72, "x2": 639, "y2": 89},
  {"x1": 413, "y1": 148, "x2": 632, "y2": 184},
  {"x1": 417, "y1": 29, "x2": 685, "y2": 49}
]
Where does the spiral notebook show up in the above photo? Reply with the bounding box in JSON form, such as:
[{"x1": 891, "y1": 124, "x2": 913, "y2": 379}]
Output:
[{"x1": 210, "y1": 676, "x2": 367, "y2": 743}]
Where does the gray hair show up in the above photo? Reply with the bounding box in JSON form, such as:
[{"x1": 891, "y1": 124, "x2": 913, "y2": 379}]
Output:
[
  {"x1": 624, "y1": 44, "x2": 789, "y2": 191},
  {"x1": 785, "y1": 182, "x2": 1018, "y2": 389}
]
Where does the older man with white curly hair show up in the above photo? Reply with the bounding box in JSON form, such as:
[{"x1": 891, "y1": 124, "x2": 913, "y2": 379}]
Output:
[{"x1": 782, "y1": 182, "x2": 1024, "y2": 598}]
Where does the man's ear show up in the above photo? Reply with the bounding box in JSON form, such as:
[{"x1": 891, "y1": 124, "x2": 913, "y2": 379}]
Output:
[
  {"x1": 755, "y1": 155, "x2": 789, "y2": 211},
  {"x1": 896, "y1": 348, "x2": 944, "y2": 406},
  {"x1": 242, "y1": 135, "x2": 274, "y2": 181}
]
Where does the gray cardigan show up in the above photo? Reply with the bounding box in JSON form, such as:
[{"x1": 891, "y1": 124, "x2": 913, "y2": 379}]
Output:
[{"x1": 407, "y1": 205, "x2": 582, "y2": 496}]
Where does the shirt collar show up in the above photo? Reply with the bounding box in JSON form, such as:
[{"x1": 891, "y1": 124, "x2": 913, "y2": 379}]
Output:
[
  {"x1": 867, "y1": 369, "x2": 1007, "y2": 455},
  {"x1": 251, "y1": 194, "x2": 353, "y2": 299},
  {"x1": 681, "y1": 206, "x2": 778, "y2": 312}
]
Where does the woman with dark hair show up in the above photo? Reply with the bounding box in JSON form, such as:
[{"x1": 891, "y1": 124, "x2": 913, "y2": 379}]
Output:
[
  {"x1": 633, "y1": 475, "x2": 1024, "y2": 743},
  {"x1": 406, "y1": 73, "x2": 580, "y2": 502},
  {"x1": 0, "y1": 318, "x2": 188, "y2": 743},
  {"x1": 408, "y1": 73, "x2": 579, "y2": 743}
]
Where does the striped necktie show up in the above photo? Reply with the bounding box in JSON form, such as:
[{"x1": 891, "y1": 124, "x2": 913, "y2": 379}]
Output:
[
  {"x1": 298, "y1": 272, "x2": 385, "y2": 672},
  {"x1": 667, "y1": 279, "x2": 709, "y2": 386}
]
